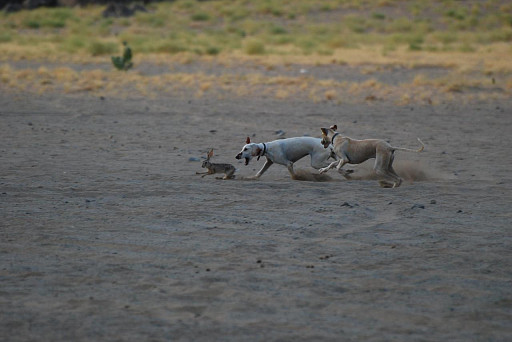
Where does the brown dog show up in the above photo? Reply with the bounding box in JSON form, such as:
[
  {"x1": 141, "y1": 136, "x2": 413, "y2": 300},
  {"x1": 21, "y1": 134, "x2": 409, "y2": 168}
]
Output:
[{"x1": 320, "y1": 125, "x2": 424, "y2": 188}]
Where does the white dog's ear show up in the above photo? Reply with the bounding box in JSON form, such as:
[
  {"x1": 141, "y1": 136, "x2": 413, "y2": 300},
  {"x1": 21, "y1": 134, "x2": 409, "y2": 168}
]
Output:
[
  {"x1": 246, "y1": 137, "x2": 251, "y2": 144},
  {"x1": 320, "y1": 128, "x2": 328, "y2": 136},
  {"x1": 329, "y1": 124, "x2": 337, "y2": 131}
]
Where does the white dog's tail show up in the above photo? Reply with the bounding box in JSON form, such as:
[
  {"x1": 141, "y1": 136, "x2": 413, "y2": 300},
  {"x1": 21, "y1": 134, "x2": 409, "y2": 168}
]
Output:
[{"x1": 392, "y1": 138, "x2": 425, "y2": 153}]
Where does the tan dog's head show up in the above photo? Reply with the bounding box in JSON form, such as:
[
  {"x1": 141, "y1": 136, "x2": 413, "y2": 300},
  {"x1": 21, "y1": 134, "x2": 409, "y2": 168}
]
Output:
[
  {"x1": 320, "y1": 125, "x2": 338, "y2": 148},
  {"x1": 235, "y1": 137, "x2": 263, "y2": 166}
]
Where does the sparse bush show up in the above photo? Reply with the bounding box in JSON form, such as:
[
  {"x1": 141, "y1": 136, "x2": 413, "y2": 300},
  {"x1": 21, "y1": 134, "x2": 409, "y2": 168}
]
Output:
[
  {"x1": 89, "y1": 41, "x2": 117, "y2": 56},
  {"x1": 0, "y1": 32, "x2": 12, "y2": 43},
  {"x1": 270, "y1": 26, "x2": 287, "y2": 35},
  {"x1": 156, "y1": 41, "x2": 187, "y2": 54},
  {"x1": 61, "y1": 35, "x2": 86, "y2": 53},
  {"x1": 244, "y1": 39, "x2": 265, "y2": 55}
]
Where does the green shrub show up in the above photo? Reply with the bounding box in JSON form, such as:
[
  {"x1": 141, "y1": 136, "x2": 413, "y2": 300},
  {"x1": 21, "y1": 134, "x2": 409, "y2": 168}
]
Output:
[
  {"x1": 23, "y1": 20, "x2": 40, "y2": 29},
  {"x1": 409, "y1": 42, "x2": 422, "y2": 51},
  {"x1": 270, "y1": 26, "x2": 287, "y2": 35},
  {"x1": 445, "y1": 9, "x2": 466, "y2": 21},
  {"x1": 206, "y1": 46, "x2": 220, "y2": 55},
  {"x1": 372, "y1": 13, "x2": 386, "y2": 20},
  {"x1": 41, "y1": 18, "x2": 66, "y2": 28},
  {"x1": 191, "y1": 12, "x2": 210, "y2": 21}
]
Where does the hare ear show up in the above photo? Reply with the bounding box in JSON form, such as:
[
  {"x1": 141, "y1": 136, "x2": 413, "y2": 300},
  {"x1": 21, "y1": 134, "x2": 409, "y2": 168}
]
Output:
[
  {"x1": 207, "y1": 149, "x2": 214, "y2": 158},
  {"x1": 246, "y1": 136, "x2": 251, "y2": 144},
  {"x1": 329, "y1": 124, "x2": 337, "y2": 131}
]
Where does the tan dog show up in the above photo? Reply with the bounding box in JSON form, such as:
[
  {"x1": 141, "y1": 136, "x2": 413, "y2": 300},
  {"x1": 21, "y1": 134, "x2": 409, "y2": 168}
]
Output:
[{"x1": 319, "y1": 125, "x2": 424, "y2": 188}]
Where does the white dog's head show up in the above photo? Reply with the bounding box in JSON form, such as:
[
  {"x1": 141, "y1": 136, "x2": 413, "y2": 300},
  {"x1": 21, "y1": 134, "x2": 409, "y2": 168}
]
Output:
[{"x1": 235, "y1": 137, "x2": 263, "y2": 166}]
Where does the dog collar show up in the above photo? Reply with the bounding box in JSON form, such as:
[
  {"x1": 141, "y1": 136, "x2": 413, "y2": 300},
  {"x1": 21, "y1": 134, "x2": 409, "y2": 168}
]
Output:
[
  {"x1": 257, "y1": 143, "x2": 267, "y2": 161},
  {"x1": 331, "y1": 133, "x2": 340, "y2": 144}
]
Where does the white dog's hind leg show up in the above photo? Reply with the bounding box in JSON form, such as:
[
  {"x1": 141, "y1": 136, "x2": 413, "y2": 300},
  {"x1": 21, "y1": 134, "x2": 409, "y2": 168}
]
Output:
[{"x1": 286, "y1": 162, "x2": 297, "y2": 179}]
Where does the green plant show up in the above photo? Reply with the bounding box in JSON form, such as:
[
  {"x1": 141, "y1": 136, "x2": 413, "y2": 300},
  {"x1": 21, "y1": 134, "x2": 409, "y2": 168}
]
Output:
[{"x1": 111, "y1": 41, "x2": 133, "y2": 71}]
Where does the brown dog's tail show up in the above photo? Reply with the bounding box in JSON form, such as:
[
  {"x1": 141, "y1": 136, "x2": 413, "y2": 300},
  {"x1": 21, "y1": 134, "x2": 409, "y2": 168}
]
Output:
[{"x1": 393, "y1": 138, "x2": 425, "y2": 153}]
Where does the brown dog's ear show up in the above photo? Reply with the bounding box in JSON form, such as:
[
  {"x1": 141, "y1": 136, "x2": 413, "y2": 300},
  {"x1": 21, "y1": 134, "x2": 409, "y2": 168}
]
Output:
[
  {"x1": 246, "y1": 137, "x2": 251, "y2": 144},
  {"x1": 329, "y1": 124, "x2": 337, "y2": 131},
  {"x1": 320, "y1": 128, "x2": 328, "y2": 136}
]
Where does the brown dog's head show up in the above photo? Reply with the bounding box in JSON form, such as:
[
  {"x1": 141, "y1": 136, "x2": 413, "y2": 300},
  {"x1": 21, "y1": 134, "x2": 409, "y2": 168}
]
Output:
[{"x1": 320, "y1": 124, "x2": 338, "y2": 148}]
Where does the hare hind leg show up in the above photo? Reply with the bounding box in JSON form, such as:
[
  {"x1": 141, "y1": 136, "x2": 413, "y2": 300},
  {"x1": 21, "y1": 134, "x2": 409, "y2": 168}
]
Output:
[{"x1": 221, "y1": 167, "x2": 236, "y2": 180}]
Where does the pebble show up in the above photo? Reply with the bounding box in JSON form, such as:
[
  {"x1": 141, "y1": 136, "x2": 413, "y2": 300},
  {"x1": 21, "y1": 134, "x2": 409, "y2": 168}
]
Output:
[
  {"x1": 411, "y1": 204, "x2": 425, "y2": 209},
  {"x1": 275, "y1": 130, "x2": 285, "y2": 137},
  {"x1": 188, "y1": 157, "x2": 200, "y2": 162}
]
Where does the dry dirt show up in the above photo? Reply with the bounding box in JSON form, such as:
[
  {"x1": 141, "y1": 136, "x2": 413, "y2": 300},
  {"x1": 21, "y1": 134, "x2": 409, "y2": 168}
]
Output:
[{"x1": 1, "y1": 62, "x2": 511, "y2": 341}]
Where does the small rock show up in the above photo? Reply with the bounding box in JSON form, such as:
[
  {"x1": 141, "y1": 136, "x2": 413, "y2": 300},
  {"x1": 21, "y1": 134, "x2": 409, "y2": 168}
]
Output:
[
  {"x1": 188, "y1": 157, "x2": 200, "y2": 162},
  {"x1": 411, "y1": 204, "x2": 425, "y2": 209},
  {"x1": 430, "y1": 200, "x2": 437, "y2": 204}
]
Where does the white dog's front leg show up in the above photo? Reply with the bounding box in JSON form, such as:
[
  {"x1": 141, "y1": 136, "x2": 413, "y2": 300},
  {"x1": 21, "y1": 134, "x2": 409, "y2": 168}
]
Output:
[{"x1": 254, "y1": 159, "x2": 273, "y2": 178}]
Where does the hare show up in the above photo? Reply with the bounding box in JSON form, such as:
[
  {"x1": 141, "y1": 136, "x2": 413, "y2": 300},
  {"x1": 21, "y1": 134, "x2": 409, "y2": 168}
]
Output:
[{"x1": 196, "y1": 149, "x2": 236, "y2": 180}]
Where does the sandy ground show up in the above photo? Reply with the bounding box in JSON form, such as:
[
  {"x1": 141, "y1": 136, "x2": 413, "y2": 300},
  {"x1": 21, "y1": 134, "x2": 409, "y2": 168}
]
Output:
[{"x1": 1, "y1": 62, "x2": 511, "y2": 341}]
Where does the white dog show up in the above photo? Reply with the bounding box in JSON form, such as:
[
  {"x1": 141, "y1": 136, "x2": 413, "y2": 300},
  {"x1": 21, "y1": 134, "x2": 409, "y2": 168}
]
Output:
[{"x1": 235, "y1": 136, "x2": 336, "y2": 179}]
